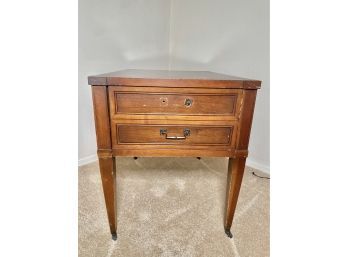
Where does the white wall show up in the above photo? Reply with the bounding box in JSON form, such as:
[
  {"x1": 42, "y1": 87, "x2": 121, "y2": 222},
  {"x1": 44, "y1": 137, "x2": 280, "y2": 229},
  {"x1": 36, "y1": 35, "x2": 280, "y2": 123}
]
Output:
[
  {"x1": 170, "y1": 0, "x2": 270, "y2": 171},
  {"x1": 79, "y1": 0, "x2": 269, "y2": 171},
  {"x1": 79, "y1": 0, "x2": 171, "y2": 162}
]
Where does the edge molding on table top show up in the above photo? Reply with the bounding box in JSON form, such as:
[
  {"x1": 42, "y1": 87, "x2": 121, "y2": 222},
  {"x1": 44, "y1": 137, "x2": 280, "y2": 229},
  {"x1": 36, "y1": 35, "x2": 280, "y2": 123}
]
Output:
[{"x1": 88, "y1": 69, "x2": 261, "y2": 89}]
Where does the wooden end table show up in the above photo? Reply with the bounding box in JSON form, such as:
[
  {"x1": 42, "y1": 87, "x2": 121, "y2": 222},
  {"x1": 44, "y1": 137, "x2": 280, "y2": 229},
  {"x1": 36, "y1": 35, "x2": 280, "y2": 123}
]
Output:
[{"x1": 89, "y1": 69, "x2": 261, "y2": 240}]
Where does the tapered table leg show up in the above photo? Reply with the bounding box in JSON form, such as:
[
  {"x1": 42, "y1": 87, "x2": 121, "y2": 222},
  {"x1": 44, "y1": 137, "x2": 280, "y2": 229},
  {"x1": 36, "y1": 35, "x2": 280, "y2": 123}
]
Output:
[
  {"x1": 98, "y1": 156, "x2": 117, "y2": 240},
  {"x1": 224, "y1": 157, "x2": 246, "y2": 238}
]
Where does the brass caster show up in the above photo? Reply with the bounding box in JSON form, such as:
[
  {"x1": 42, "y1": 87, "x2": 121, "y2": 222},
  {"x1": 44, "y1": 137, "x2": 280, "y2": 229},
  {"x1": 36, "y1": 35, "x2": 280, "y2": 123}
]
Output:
[{"x1": 225, "y1": 229, "x2": 233, "y2": 238}]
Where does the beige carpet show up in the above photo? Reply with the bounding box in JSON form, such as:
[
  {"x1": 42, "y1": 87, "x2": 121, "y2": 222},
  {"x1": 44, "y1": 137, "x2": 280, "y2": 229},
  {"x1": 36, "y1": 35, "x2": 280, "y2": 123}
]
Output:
[{"x1": 79, "y1": 157, "x2": 269, "y2": 257}]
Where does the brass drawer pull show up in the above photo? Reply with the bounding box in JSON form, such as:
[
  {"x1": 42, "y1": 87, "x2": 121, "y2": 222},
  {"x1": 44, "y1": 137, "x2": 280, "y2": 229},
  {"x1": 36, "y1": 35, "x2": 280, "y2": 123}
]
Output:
[
  {"x1": 184, "y1": 98, "x2": 193, "y2": 107},
  {"x1": 160, "y1": 128, "x2": 190, "y2": 140}
]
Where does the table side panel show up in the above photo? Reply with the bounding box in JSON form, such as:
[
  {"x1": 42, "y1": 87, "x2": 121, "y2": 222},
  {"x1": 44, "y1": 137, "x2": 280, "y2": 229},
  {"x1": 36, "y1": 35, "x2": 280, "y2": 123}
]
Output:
[
  {"x1": 92, "y1": 86, "x2": 112, "y2": 149},
  {"x1": 236, "y1": 90, "x2": 258, "y2": 150}
]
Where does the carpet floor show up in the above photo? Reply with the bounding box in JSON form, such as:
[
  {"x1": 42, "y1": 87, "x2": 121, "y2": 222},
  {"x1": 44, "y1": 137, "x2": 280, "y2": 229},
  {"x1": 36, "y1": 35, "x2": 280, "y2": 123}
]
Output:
[{"x1": 78, "y1": 157, "x2": 269, "y2": 257}]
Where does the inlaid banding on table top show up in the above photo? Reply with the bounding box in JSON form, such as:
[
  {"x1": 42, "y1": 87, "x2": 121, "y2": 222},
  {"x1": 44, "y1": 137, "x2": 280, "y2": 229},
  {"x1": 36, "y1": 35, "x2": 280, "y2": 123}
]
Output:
[{"x1": 89, "y1": 69, "x2": 261, "y2": 240}]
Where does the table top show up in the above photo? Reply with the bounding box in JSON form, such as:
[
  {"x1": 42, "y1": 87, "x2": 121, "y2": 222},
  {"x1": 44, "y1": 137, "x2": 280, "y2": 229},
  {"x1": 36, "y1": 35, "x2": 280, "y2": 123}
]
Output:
[{"x1": 88, "y1": 69, "x2": 261, "y2": 89}]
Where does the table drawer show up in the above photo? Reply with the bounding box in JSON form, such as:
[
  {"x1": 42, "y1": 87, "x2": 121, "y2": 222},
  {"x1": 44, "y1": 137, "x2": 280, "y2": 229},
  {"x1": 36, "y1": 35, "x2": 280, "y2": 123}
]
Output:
[
  {"x1": 117, "y1": 124, "x2": 233, "y2": 145},
  {"x1": 114, "y1": 93, "x2": 238, "y2": 115}
]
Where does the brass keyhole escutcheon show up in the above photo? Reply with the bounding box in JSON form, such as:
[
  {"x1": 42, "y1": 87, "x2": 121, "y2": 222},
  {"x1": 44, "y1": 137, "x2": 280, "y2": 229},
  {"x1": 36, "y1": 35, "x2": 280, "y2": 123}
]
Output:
[{"x1": 184, "y1": 98, "x2": 193, "y2": 107}]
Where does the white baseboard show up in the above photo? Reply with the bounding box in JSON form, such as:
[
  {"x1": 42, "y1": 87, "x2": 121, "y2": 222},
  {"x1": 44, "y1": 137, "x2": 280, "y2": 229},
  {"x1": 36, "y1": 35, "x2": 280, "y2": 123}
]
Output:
[
  {"x1": 246, "y1": 158, "x2": 270, "y2": 174},
  {"x1": 78, "y1": 154, "x2": 97, "y2": 166},
  {"x1": 78, "y1": 154, "x2": 270, "y2": 174}
]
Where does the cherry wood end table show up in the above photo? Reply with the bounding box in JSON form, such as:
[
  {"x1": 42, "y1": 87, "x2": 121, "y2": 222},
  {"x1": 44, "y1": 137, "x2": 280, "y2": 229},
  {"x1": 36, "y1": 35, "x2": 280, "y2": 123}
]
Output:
[{"x1": 89, "y1": 69, "x2": 261, "y2": 240}]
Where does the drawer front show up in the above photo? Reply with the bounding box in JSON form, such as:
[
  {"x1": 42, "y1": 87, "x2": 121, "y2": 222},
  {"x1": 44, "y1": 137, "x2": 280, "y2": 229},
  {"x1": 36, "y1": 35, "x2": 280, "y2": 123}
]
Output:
[
  {"x1": 117, "y1": 124, "x2": 233, "y2": 145},
  {"x1": 114, "y1": 93, "x2": 238, "y2": 115}
]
